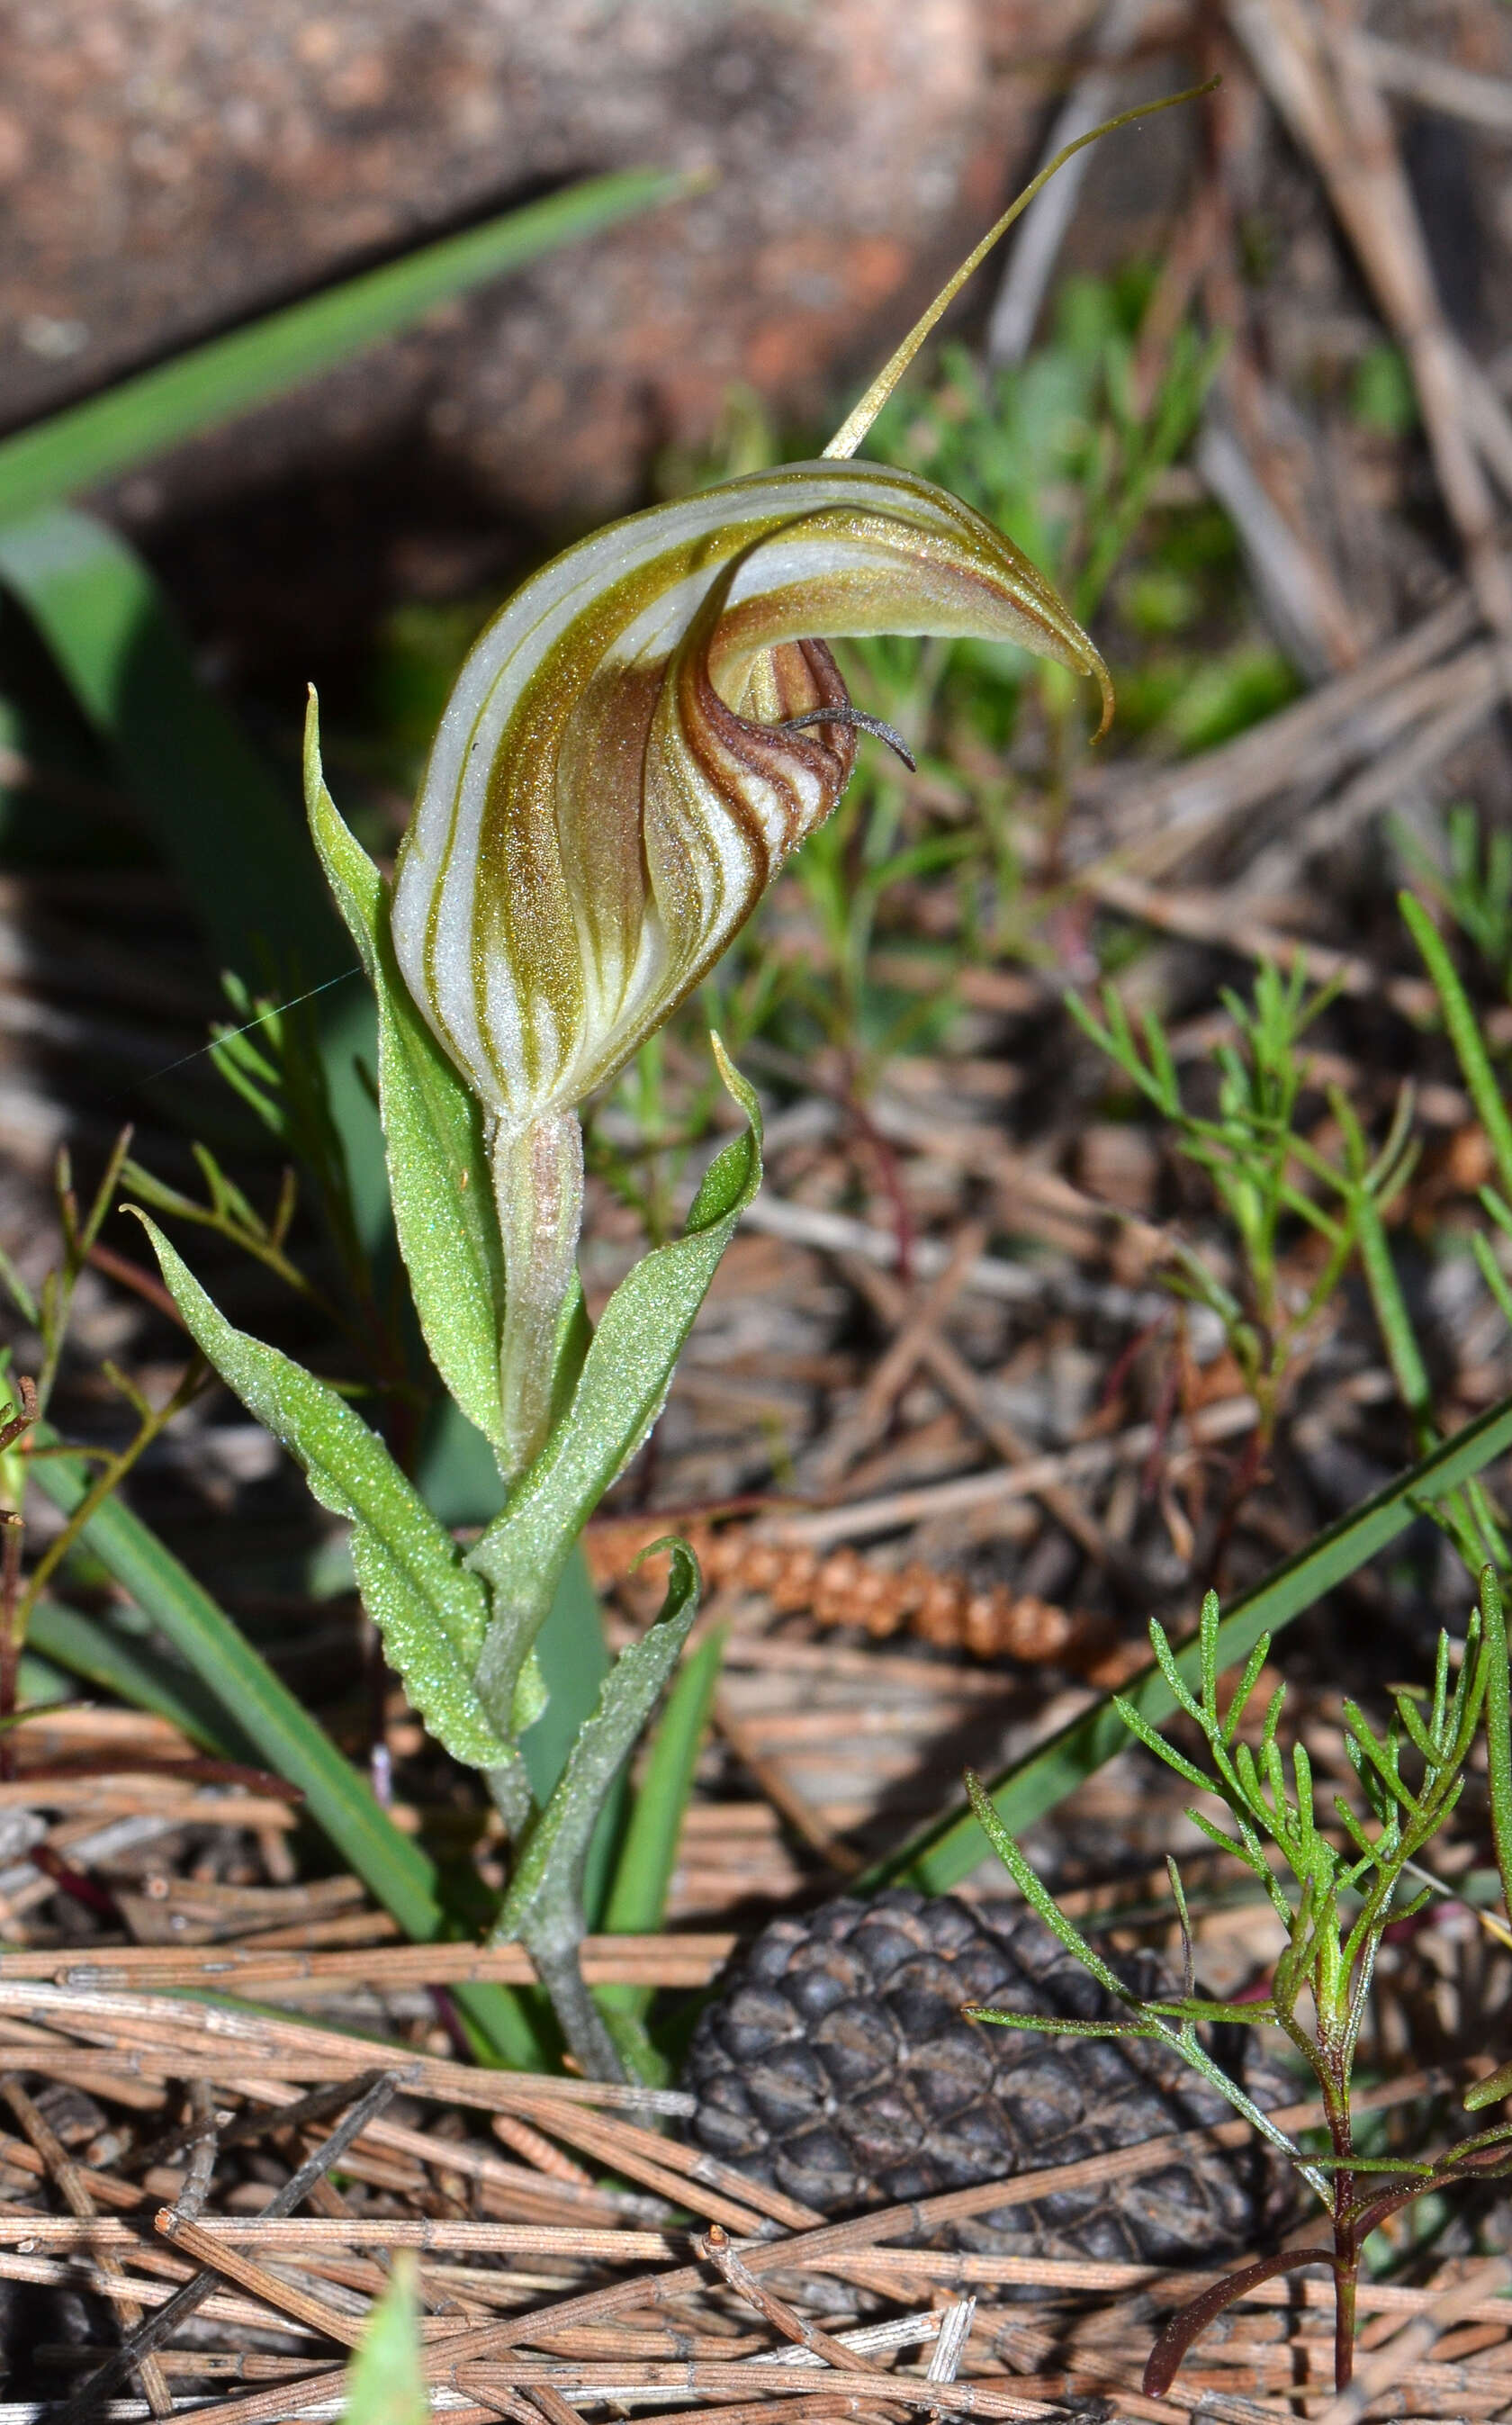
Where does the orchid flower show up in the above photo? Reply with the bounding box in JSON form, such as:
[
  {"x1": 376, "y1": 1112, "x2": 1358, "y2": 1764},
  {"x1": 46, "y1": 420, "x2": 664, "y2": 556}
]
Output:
[{"x1": 391, "y1": 463, "x2": 1111, "y2": 1471}]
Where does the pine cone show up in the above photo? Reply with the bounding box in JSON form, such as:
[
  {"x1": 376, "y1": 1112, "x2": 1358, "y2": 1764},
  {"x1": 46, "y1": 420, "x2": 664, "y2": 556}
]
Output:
[{"x1": 682, "y1": 1889, "x2": 1296, "y2": 2267}]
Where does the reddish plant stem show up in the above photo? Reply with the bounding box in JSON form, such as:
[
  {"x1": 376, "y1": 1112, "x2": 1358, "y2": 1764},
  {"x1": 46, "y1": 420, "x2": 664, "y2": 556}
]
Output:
[{"x1": 0, "y1": 1516, "x2": 21, "y2": 1780}]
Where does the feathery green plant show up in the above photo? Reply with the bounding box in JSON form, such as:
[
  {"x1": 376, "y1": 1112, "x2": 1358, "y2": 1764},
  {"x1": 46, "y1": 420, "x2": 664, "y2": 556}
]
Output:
[
  {"x1": 964, "y1": 1566, "x2": 1512, "y2": 2398},
  {"x1": 1070, "y1": 958, "x2": 1419, "y2": 1457}
]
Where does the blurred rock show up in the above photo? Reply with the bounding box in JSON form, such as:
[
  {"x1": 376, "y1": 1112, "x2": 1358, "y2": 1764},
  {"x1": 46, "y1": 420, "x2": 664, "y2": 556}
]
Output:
[{"x1": 0, "y1": 0, "x2": 1094, "y2": 531}]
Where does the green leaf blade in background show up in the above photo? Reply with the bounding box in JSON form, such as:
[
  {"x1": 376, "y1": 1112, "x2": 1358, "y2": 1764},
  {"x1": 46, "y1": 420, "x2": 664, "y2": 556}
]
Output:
[
  {"x1": 27, "y1": 1430, "x2": 443, "y2": 1936},
  {"x1": 137, "y1": 1215, "x2": 510, "y2": 1771},
  {"x1": 0, "y1": 168, "x2": 696, "y2": 526},
  {"x1": 0, "y1": 502, "x2": 392, "y2": 1235},
  {"x1": 1401, "y1": 889, "x2": 1512, "y2": 1203},
  {"x1": 305, "y1": 702, "x2": 508, "y2": 1455},
  {"x1": 25, "y1": 1598, "x2": 241, "y2": 1757},
  {"x1": 0, "y1": 509, "x2": 342, "y2": 983},
  {"x1": 870, "y1": 1388, "x2": 1512, "y2": 1892},
  {"x1": 598, "y1": 1616, "x2": 724, "y2": 2019}
]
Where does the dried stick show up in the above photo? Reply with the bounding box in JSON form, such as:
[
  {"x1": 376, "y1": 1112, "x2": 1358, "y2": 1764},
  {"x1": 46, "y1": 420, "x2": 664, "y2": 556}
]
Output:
[
  {"x1": 838, "y1": 1249, "x2": 1113, "y2": 1567},
  {"x1": 2, "y1": 2071, "x2": 173, "y2": 2416},
  {"x1": 1310, "y1": 2255, "x2": 1512, "y2": 2425},
  {"x1": 51, "y1": 2067, "x2": 401, "y2": 2425},
  {"x1": 926, "y1": 2298, "x2": 976, "y2": 2384},
  {"x1": 766, "y1": 1394, "x2": 1257, "y2": 1550},
  {"x1": 1228, "y1": 0, "x2": 1512, "y2": 684},
  {"x1": 158, "y1": 2206, "x2": 369, "y2": 2346},
  {"x1": 699, "y1": 2222, "x2": 894, "y2": 2378},
  {"x1": 713, "y1": 1693, "x2": 865, "y2": 1879},
  {"x1": 816, "y1": 1221, "x2": 986, "y2": 1484}
]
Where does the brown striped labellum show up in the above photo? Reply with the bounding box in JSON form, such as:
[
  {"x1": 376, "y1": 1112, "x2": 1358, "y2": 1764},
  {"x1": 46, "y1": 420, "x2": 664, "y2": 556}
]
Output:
[{"x1": 391, "y1": 460, "x2": 1110, "y2": 1131}]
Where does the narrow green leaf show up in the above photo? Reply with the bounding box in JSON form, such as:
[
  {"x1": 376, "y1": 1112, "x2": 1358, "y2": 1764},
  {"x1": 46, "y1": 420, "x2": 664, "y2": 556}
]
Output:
[
  {"x1": 0, "y1": 510, "x2": 339, "y2": 982},
  {"x1": 0, "y1": 511, "x2": 390, "y2": 1246},
  {"x1": 24, "y1": 1428, "x2": 543, "y2": 2066},
  {"x1": 498, "y1": 1542, "x2": 703, "y2": 1948},
  {"x1": 963, "y1": 1771, "x2": 1137, "y2": 2004},
  {"x1": 1148, "y1": 1618, "x2": 1203, "y2": 1722},
  {"x1": 964, "y1": 2008, "x2": 1161, "y2": 2041},
  {"x1": 869, "y1": 1388, "x2": 1512, "y2": 1891},
  {"x1": 0, "y1": 170, "x2": 694, "y2": 524},
  {"x1": 598, "y1": 1618, "x2": 724, "y2": 2020},
  {"x1": 467, "y1": 1046, "x2": 760, "y2": 1700},
  {"x1": 1480, "y1": 1564, "x2": 1512, "y2": 1942},
  {"x1": 1467, "y1": 2058, "x2": 1512, "y2": 2111},
  {"x1": 342, "y1": 2254, "x2": 428, "y2": 2425},
  {"x1": 1221, "y1": 1636, "x2": 1272, "y2": 1746},
  {"x1": 25, "y1": 1599, "x2": 241, "y2": 1755},
  {"x1": 1402, "y1": 890, "x2": 1512, "y2": 1203},
  {"x1": 1111, "y1": 1694, "x2": 1212, "y2": 1791},
  {"x1": 304, "y1": 703, "x2": 506, "y2": 1451},
  {"x1": 136, "y1": 1215, "x2": 507, "y2": 1770}
]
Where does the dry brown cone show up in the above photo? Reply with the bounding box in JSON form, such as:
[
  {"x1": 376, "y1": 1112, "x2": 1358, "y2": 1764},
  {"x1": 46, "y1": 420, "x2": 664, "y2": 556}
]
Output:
[{"x1": 586, "y1": 1516, "x2": 1118, "y2": 1671}]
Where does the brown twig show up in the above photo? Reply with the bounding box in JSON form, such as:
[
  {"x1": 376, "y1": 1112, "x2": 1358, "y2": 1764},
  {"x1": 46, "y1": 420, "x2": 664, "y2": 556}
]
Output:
[
  {"x1": 51, "y1": 2068, "x2": 403, "y2": 2425},
  {"x1": 2, "y1": 2071, "x2": 174, "y2": 2415}
]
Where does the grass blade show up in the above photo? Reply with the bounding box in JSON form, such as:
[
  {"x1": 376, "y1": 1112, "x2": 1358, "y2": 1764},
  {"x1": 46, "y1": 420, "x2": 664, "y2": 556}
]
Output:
[
  {"x1": 1401, "y1": 890, "x2": 1512, "y2": 1203},
  {"x1": 25, "y1": 1429, "x2": 545, "y2": 2067},
  {"x1": 0, "y1": 171, "x2": 694, "y2": 524},
  {"x1": 1480, "y1": 1564, "x2": 1512, "y2": 1931},
  {"x1": 868, "y1": 1388, "x2": 1512, "y2": 1891},
  {"x1": 598, "y1": 1619, "x2": 724, "y2": 2017},
  {"x1": 24, "y1": 1598, "x2": 242, "y2": 1755},
  {"x1": 0, "y1": 507, "x2": 387, "y2": 1235},
  {"x1": 0, "y1": 509, "x2": 340, "y2": 982}
]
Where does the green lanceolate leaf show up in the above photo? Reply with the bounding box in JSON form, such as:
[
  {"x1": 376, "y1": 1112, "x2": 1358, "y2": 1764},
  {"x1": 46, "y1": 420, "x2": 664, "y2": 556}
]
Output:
[
  {"x1": 497, "y1": 1540, "x2": 703, "y2": 1952},
  {"x1": 304, "y1": 700, "x2": 507, "y2": 1452},
  {"x1": 870, "y1": 1387, "x2": 1512, "y2": 1892},
  {"x1": 0, "y1": 170, "x2": 694, "y2": 526},
  {"x1": 467, "y1": 1043, "x2": 760, "y2": 1710},
  {"x1": 136, "y1": 1215, "x2": 508, "y2": 1769}
]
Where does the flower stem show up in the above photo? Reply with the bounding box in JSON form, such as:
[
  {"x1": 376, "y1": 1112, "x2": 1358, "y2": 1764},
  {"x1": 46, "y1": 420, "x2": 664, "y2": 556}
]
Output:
[
  {"x1": 491, "y1": 1110, "x2": 584, "y2": 1482},
  {"x1": 512, "y1": 1905, "x2": 624, "y2": 2082}
]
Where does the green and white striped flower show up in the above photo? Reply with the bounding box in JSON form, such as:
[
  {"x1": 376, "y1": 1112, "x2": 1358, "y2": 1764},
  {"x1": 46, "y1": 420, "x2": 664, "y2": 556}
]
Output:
[
  {"x1": 390, "y1": 459, "x2": 1110, "y2": 1132},
  {"x1": 385, "y1": 458, "x2": 1111, "y2": 1478}
]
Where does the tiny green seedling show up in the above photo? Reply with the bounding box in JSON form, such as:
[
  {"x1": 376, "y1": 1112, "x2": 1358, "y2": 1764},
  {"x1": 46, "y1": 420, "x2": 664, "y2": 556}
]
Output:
[
  {"x1": 963, "y1": 1564, "x2": 1512, "y2": 2397},
  {"x1": 1070, "y1": 958, "x2": 1419, "y2": 1455}
]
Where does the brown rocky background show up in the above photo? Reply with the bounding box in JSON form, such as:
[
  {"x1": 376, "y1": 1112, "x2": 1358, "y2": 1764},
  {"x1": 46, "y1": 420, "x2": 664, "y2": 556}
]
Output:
[{"x1": 0, "y1": 0, "x2": 1127, "y2": 543}]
